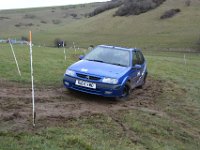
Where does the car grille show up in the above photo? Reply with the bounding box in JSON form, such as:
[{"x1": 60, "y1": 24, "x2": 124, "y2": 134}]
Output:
[
  {"x1": 64, "y1": 75, "x2": 121, "y2": 90},
  {"x1": 76, "y1": 73, "x2": 101, "y2": 81}
]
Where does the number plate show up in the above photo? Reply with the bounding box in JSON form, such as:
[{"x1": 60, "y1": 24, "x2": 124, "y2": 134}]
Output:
[{"x1": 75, "y1": 80, "x2": 96, "y2": 89}]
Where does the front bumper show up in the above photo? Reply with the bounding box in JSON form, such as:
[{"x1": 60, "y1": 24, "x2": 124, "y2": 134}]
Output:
[{"x1": 63, "y1": 75, "x2": 124, "y2": 97}]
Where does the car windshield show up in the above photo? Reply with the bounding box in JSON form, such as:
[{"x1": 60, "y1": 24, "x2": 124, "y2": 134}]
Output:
[{"x1": 84, "y1": 46, "x2": 130, "y2": 67}]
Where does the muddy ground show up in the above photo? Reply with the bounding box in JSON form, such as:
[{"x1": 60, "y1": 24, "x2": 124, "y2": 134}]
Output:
[{"x1": 0, "y1": 77, "x2": 165, "y2": 131}]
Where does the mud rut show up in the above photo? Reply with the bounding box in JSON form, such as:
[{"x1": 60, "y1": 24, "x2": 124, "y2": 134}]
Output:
[{"x1": 0, "y1": 77, "x2": 164, "y2": 131}]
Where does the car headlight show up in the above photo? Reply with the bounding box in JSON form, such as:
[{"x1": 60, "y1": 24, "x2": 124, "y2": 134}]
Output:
[
  {"x1": 102, "y1": 77, "x2": 118, "y2": 84},
  {"x1": 65, "y1": 70, "x2": 75, "y2": 76}
]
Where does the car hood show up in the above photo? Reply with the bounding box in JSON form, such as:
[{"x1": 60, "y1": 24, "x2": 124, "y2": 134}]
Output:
[{"x1": 68, "y1": 60, "x2": 130, "y2": 78}]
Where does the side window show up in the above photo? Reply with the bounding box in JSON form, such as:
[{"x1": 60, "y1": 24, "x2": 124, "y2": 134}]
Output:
[
  {"x1": 132, "y1": 51, "x2": 139, "y2": 66},
  {"x1": 136, "y1": 51, "x2": 145, "y2": 65}
]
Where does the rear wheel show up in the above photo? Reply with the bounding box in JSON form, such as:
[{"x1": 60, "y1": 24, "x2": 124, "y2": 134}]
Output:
[{"x1": 137, "y1": 72, "x2": 147, "y2": 89}]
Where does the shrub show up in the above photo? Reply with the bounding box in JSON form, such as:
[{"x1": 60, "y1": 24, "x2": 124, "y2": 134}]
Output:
[
  {"x1": 87, "y1": 0, "x2": 123, "y2": 17},
  {"x1": 185, "y1": 0, "x2": 191, "y2": 7},
  {"x1": 15, "y1": 23, "x2": 34, "y2": 27},
  {"x1": 15, "y1": 23, "x2": 22, "y2": 27},
  {"x1": 24, "y1": 14, "x2": 36, "y2": 19},
  {"x1": 26, "y1": 23, "x2": 34, "y2": 26},
  {"x1": 0, "y1": 16, "x2": 10, "y2": 20},
  {"x1": 41, "y1": 20, "x2": 47, "y2": 24},
  {"x1": 52, "y1": 19, "x2": 61, "y2": 24},
  {"x1": 114, "y1": 0, "x2": 166, "y2": 16},
  {"x1": 70, "y1": 13, "x2": 77, "y2": 18},
  {"x1": 160, "y1": 9, "x2": 181, "y2": 19}
]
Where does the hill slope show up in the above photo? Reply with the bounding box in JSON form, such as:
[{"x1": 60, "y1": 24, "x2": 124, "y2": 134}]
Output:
[
  {"x1": 0, "y1": 3, "x2": 104, "y2": 39},
  {"x1": 1, "y1": 0, "x2": 200, "y2": 50}
]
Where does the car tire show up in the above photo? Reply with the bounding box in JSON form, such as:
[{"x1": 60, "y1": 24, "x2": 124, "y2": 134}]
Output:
[
  {"x1": 115, "y1": 82, "x2": 131, "y2": 101},
  {"x1": 137, "y1": 72, "x2": 147, "y2": 89}
]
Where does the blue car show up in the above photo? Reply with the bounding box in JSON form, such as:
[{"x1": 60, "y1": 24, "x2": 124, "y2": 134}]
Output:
[{"x1": 63, "y1": 45, "x2": 147, "y2": 99}]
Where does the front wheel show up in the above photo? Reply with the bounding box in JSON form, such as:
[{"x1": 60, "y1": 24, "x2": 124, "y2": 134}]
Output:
[{"x1": 115, "y1": 82, "x2": 131, "y2": 101}]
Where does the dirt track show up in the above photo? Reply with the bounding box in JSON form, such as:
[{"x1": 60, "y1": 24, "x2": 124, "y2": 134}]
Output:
[{"x1": 0, "y1": 77, "x2": 164, "y2": 131}]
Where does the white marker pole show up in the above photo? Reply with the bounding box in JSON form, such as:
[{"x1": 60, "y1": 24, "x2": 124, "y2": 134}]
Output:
[
  {"x1": 29, "y1": 31, "x2": 35, "y2": 127},
  {"x1": 73, "y1": 42, "x2": 76, "y2": 52},
  {"x1": 184, "y1": 54, "x2": 187, "y2": 65},
  {"x1": 63, "y1": 42, "x2": 66, "y2": 61},
  {"x1": 9, "y1": 39, "x2": 21, "y2": 76}
]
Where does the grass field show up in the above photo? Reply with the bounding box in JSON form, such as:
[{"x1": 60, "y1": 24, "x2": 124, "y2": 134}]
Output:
[
  {"x1": 0, "y1": 43, "x2": 199, "y2": 149},
  {"x1": 0, "y1": 44, "x2": 79, "y2": 86},
  {"x1": 0, "y1": 0, "x2": 200, "y2": 149}
]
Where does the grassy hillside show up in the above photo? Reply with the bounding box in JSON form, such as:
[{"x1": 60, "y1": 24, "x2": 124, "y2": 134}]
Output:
[
  {"x1": 0, "y1": 0, "x2": 200, "y2": 50},
  {"x1": 49, "y1": 0, "x2": 200, "y2": 49},
  {"x1": 0, "y1": 2, "x2": 104, "y2": 39},
  {"x1": 0, "y1": 0, "x2": 200, "y2": 49}
]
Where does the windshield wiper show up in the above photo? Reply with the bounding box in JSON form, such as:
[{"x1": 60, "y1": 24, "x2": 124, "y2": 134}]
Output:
[
  {"x1": 109, "y1": 63, "x2": 127, "y2": 67},
  {"x1": 86, "y1": 59, "x2": 127, "y2": 67},
  {"x1": 86, "y1": 59, "x2": 104, "y2": 63}
]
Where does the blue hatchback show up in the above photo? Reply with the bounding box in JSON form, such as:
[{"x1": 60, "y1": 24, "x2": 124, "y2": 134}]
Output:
[{"x1": 63, "y1": 45, "x2": 147, "y2": 99}]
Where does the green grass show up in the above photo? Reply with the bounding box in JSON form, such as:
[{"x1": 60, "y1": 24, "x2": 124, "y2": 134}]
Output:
[
  {"x1": 0, "y1": 0, "x2": 200, "y2": 149},
  {"x1": 0, "y1": 115, "x2": 142, "y2": 150},
  {"x1": 0, "y1": 44, "x2": 86, "y2": 86},
  {"x1": 146, "y1": 51, "x2": 200, "y2": 86},
  {"x1": 1, "y1": 44, "x2": 199, "y2": 87},
  {"x1": 0, "y1": 42, "x2": 200, "y2": 149},
  {"x1": 119, "y1": 109, "x2": 200, "y2": 150}
]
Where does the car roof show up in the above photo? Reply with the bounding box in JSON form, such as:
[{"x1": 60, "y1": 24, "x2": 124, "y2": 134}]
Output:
[{"x1": 98, "y1": 45, "x2": 140, "y2": 52}]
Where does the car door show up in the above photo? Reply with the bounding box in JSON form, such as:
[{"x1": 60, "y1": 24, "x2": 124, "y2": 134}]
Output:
[
  {"x1": 129, "y1": 51, "x2": 140, "y2": 88},
  {"x1": 135, "y1": 51, "x2": 146, "y2": 86}
]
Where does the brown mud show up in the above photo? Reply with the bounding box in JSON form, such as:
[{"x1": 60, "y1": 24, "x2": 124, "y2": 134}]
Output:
[{"x1": 0, "y1": 77, "x2": 165, "y2": 131}]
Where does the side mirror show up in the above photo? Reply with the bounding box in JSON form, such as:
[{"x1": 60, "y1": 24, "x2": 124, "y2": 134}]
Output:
[
  {"x1": 79, "y1": 55, "x2": 84, "y2": 60},
  {"x1": 133, "y1": 64, "x2": 142, "y2": 70}
]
